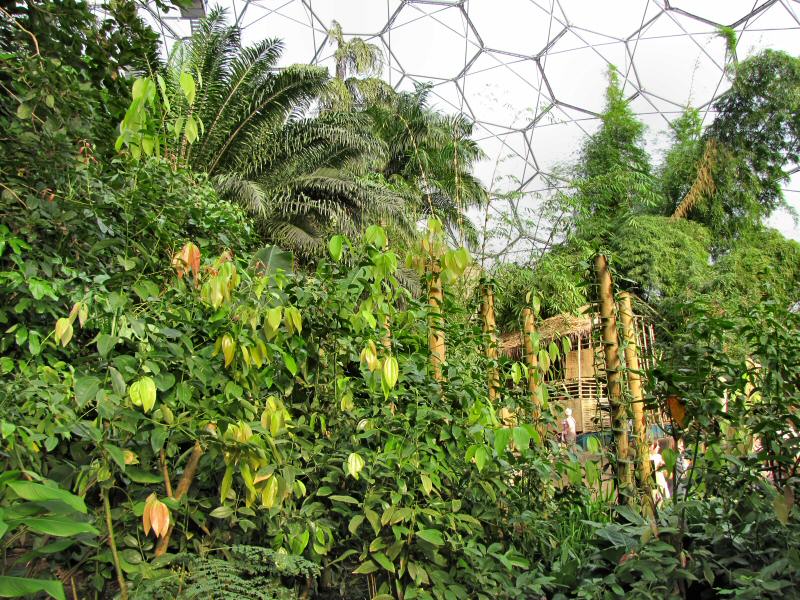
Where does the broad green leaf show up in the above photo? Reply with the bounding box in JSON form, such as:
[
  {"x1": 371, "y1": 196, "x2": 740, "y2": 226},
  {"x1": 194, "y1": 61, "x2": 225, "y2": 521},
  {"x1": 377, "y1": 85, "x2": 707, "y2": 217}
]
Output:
[
  {"x1": 329, "y1": 495, "x2": 359, "y2": 505},
  {"x1": 210, "y1": 506, "x2": 234, "y2": 519},
  {"x1": 21, "y1": 517, "x2": 98, "y2": 537},
  {"x1": 54, "y1": 318, "x2": 73, "y2": 347},
  {"x1": 250, "y1": 245, "x2": 293, "y2": 276},
  {"x1": 266, "y1": 307, "x2": 282, "y2": 331},
  {"x1": 346, "y1": 452, "x2": 365, "y2": 480},
  {"x1": 96, "y1": 334, "x2": 117, "y2": 358},
  {"x1": 184, "y1": 115, "x2": 198, "y2": 143},
  {"x1": 125, "y1": 468, "x2": 163, "y2": 484},
  {"x1": 364, "y1": 225, "x2": 387, "y2": 248},
  {"x1": 372, "y1": 551, "x2": 395, "y2": 573},
  {"x1": 420, "y1": 473, "x2": 433, "y2": 495},
  {"x1": 494, "y1": 428, "x2": 511, "y2": 455},
  {"x1": 261, "y1": 476, "x2": 279, "y2": 508},
  {"x1": 74, "y1": 376, "x2": 100, "y2": 409},
  {"x1": 220, "y1": 465, "x2": 234, "y2": 503},
  {"x1": 328, "y1": 235, "x2": 345, "y2": 261},
  {"x1": 353, "y1": 560, "x2": 379, "y2": 574},
  {"x1": 105, "y1": 444, "x2": 127, "y2": 470},
  {"x1": 0, "y1": 576, "x2": 65, "y2": 600},
  {"x1": 282, "y1": 352, "x2": 298, "y2": 376},
  {"x1": 382, "y1": 356, "x2": 399, "y2": 390},
  {"x1": 416, "y1": 528, "x2": 444, "y2": 547},
  {"x1": 512, "y1": 426, "x2": 531, "y2": 451},
  {"x1": 179, "y1": 71, "x2": 196, "y2": 104},
  {"x1": 7, "y1": 481, "x2": 86, "y2": 514},
  {"x1": 348, "y1": 514, "x2": 364, "y2": 535},
  {"x1": 16, "y1": 103, "x2": 33, "y2": 119},
  {"x1": 129, "y1": 377, "x2": 157, "y2": 413},
  {"x1": 365, "y1": 507, "x2": 380, "y2": 534},
  {"x1": 474, "y1": 445, "x2": 489, "y2": 472}
]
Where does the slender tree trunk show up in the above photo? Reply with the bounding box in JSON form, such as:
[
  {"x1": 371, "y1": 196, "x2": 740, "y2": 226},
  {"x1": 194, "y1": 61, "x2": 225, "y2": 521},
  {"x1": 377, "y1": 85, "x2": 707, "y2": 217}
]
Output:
[
  {"x1": 481, "y1": 282, "x2": 500, "y2": 403},
  {"x1": 102, "y1": 488, "x2": 128, "y2": 600},
  {"x1": 155, "y1": 441, "x2": 204, "y2": 556},
  {"x1": 594, "y1": 255, "x2": 632, "y2": 495},
  {"x1": 522, "y1": 307, "x2": 543, "y2": 442},
  {"x1": 619, "y1": 292, "x2": 652, "y2": 489},
  {"x1": 428, "y1": 259, "x2": 445, "y2": 381}
]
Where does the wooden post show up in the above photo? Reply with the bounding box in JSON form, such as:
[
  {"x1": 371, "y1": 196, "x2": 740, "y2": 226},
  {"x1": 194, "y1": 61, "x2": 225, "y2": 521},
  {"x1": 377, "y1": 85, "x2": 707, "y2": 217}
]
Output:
[
  {"x1": 481, "y1": 282, "x2": 500, "y2": 403},
  {"x1": 593, "y1": 255, "x2": 632, "y2": 494},
  {"x1": 619, "y1": 292, "x2": 652, "y2": 488},
  {"x1": 428, "y1": 259, "x2": 445, "y2": 381},
  {"x1": 522, "y1": 308, "x2": 543, "y2": 437}
]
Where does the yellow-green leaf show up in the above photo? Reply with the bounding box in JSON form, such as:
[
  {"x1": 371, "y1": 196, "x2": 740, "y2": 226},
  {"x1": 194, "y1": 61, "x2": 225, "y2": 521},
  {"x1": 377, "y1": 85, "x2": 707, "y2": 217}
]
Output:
[
  {"x1": 346, "y1": 452, "x2": 365, "y2": 480},
  {"x1": 382, "y1": 356, "x2": 399, "y2": 389},
  {"x1": 129, "y1": 377, "x2": 157, "y2": 413},
  {"x1": 221, "y1": 334, "x2": 235, "y2": 367},
  {"x1": 54, "y1": 318, "x2": 73, "y2": 347},
  {"x1": 261, "y1": 476, "x2": 278, "y2": 509}
]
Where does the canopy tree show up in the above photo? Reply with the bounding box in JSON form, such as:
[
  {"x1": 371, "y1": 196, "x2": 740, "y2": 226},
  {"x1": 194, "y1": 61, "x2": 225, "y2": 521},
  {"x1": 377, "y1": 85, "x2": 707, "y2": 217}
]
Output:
[{"x1": 669, "y1": 49, "x2": 800, "y2": 240}]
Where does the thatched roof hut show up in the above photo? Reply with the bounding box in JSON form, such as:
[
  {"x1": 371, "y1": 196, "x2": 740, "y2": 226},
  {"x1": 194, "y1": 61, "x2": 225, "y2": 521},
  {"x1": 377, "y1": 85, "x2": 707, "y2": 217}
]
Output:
[{"x1": 499, "y1": 311, "x2": 595, "y2": 360}]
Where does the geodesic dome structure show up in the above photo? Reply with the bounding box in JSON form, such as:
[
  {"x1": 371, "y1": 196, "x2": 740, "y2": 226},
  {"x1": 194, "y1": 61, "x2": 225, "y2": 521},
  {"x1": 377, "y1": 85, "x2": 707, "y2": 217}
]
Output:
[{"x1": 141, "y1": 0, "x2": 800, "y2": 255}]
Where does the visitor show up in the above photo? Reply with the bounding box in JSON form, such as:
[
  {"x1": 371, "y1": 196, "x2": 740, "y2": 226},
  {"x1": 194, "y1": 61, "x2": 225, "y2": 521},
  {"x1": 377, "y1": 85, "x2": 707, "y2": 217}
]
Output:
[
  {"x1": 650, "y1": 440, "x2": 671, "y2": 505},
  {"x1": 561, "y1": 408, "x2": 577, "y2": 446},
  {"x1": 675, "y1": 438, "x2": 691, "y2": 498}
]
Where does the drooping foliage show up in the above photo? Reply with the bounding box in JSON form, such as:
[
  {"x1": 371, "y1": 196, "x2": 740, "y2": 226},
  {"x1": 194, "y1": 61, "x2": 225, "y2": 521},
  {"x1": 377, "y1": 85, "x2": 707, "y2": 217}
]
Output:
[
  {"x1": 670, "y1": 50, "x2": 800, "y2": 239},
  {"x1": 1, "y1": 3, "x2": 800, "y2": 600}
]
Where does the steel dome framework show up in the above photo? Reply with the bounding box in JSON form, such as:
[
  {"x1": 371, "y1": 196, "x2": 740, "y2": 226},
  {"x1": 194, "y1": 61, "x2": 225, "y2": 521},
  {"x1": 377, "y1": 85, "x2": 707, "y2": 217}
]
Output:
[{"x1": 141, "y1": 0, "x2": 800, "y2": 257}]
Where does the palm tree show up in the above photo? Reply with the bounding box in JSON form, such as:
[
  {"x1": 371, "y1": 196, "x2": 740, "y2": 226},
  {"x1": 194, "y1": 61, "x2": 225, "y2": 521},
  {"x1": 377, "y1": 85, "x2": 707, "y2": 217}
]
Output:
[
  {"x1": 368, "y1": 85, "x2": 487, "y2": 246},
  {"x1": 162, "y1": 10, "x2": 409, "y2": 255},
  {"x1": 319, "y1": 21, "x2": 393, "y2": 112}
]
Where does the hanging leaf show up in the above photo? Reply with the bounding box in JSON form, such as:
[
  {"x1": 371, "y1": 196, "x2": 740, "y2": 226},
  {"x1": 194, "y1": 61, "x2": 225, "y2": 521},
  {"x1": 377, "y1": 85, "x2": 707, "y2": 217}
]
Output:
[
  {"x1": 129, "y1": 377, "x2": 157, "y2": 413},
  {"x1": 328, "y1": 235, "x2": 345, "y2": 261},
  {"x1": 221, "y1": 334, "x2": 235, "y2": 367},
  {"x1": 511, "y1": 362, "x2": 522, "y2": 385},
  {"x1": 364, "y1": 225, "x2": 387, "y2": 248},
  {"x1": 261, "y1": 476, "x2": 279, "y2": 509},
  {"x1": 54, "y1": 318, "x2": 73, "y2": 347},
  {"x1": 382, "y1": 355, "x2": 399, "y2": 390},
  {"x1": 416, "y1": 528, "x2": 444, "y2": 547},
  {"x1": 179, "y1": 71, "x2": 196, "y2": 105},
  {"x1": 143, "y1": 493, "x2": 170, "y2": 537},
  {"x1": 346, "y1": 452, "x2": 365, "y2": 480},
  {"x1": 538, "y1": 349, "x2": 550, "y2": 373},
  {"x1": 512, "y1": 426, "x2": 531, "y2": 451}
]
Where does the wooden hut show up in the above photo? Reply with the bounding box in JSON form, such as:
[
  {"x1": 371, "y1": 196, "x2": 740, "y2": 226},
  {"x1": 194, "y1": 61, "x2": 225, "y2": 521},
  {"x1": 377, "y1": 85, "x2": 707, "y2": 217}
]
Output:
[{"x1": 500, "y1": 309, "x2": 656, "y2": 434}]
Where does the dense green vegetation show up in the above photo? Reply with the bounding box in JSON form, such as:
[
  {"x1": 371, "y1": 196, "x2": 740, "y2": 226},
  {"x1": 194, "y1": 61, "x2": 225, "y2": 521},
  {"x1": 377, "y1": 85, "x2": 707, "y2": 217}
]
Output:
[{"x1": 1, "y1": 3, "x2": 799, "y2": 599}]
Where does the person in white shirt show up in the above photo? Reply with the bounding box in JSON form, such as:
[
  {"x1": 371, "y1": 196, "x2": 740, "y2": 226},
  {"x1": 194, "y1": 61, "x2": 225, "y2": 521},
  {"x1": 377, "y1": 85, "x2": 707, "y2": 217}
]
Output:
[
  {"x1": 561, "y1": 408, "x2": 577, "y2": 446},
  {"x1": 650, "y1": 440, "x2": 671, "y2": 505}
]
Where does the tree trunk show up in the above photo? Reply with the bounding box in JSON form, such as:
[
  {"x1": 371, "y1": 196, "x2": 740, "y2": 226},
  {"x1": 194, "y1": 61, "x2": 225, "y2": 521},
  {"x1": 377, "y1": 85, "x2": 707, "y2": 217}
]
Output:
[
  {"x1": 428, "y1": 259, "x2": 445, "y2": 381},
  {"x1": 619, "y1": 292, "x2": 652, "y2": 489},
  {"x1": 522, "y1": 307, "x2": 543, "y2": 441},
  {"x1": 481, "y1": 282, "x2": 500, "y2": 403},
  {"x1": 594, "y1": 255, "x2": 632, "y2": 495}
]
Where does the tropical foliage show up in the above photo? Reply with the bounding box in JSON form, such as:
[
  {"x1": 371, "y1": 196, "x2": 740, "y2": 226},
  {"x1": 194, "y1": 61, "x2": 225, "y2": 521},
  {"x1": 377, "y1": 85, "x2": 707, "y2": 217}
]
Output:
[{"x1": 1, "y1": 3, "x2": 799, "y2": 600}]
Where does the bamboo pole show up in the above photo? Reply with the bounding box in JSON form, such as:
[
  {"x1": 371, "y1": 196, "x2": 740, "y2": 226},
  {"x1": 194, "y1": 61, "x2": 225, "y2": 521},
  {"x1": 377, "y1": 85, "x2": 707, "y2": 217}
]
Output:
[
  {"x1": 522, "y1": 308, "x2": 543, "y2": 438},
  {"x1": 619, "y1": 292, "x2": 652, "y2": 488},
  {"x1": 593, "y1": 255, "x2": 632, "y2": 494},
  {"x1": 428, "y1": 259, "x2": 445, "y2": 381},
  {"x1": 481, "y1": 282, "x2": 500, "y2": 403}
]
